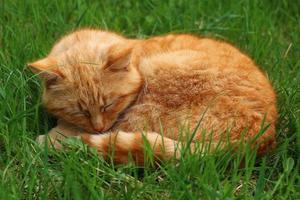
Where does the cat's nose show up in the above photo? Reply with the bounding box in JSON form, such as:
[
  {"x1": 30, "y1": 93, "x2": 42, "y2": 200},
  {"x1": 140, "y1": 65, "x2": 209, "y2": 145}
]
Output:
[
  {"x1": 93, "y1": 125, "x2": 104, "y2": 132},
  {"x1": 91, "y1": 115, "x2": 104, "y2": 132}
]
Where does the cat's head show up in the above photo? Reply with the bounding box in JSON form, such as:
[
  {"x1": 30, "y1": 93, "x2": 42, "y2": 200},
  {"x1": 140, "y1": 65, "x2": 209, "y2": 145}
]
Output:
[{"x1": 28, "y1": 30, "x2": 142, "y2": 133}]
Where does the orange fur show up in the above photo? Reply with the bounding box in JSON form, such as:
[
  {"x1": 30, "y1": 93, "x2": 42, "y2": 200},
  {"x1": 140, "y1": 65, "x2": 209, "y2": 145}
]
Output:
[{"x1": 29, "y1": 29, "x2": 277, "y2": 164}]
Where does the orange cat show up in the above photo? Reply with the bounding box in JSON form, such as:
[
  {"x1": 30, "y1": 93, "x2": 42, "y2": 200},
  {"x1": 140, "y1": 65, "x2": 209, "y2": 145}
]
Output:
[{"x1": 29, "y1": 29, "x2": 277, "y2": 164}]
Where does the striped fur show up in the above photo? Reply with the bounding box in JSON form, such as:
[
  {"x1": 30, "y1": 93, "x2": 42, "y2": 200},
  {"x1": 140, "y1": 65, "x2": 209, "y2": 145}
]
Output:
[{"x1": 81, "y1": 131, "x2": 182, "y2": 164}]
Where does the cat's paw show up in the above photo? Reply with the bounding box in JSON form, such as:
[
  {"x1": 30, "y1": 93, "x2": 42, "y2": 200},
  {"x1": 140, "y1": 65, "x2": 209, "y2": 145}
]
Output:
[
  {"x1": 36, "y1": 134, "x2": 82, "y2": 150},
  {"x1": 35, "y1": 134, "x2": 62, "y2": 149},
  {"x1": 36, "y1": 134, "x2": 47, "y2": 145}
]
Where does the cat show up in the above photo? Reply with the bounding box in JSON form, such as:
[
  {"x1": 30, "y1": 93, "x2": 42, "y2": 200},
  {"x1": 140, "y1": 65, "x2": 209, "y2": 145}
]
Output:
[{"x1": 29, "y1": 29, "x2": 277, "y2": 164}]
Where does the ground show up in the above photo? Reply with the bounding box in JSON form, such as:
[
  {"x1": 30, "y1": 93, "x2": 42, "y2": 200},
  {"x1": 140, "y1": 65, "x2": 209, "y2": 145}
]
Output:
[{"x1": 0, "y1": 0, "x2": 299, "y2": 199}]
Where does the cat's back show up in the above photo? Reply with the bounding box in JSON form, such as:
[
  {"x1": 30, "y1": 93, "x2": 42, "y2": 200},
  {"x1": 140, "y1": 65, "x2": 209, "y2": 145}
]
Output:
[
  {"x1": 138, "y1": 34, "x2": 274, "y2": 99},
  {"x1": 139, "y1": 33, "x2": 255, "y2": 69},
  {"x1": 121, "y1": 34, "x2": 277, "y2": 151},
  {"x1": 138, "y1": 42, "x2": 276, "y2": 115},
  {"x1": 136, "y1": 34, "x2": 270, "y2": 89}
]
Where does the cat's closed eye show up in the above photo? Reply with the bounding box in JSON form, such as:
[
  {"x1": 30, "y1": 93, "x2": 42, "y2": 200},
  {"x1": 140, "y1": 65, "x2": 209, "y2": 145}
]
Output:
[
  {"x1": 101, "y1": 102, "x2": 114, "y2": 112},
  {"x1": 72, "y1": 109, "x2": 91, "y2": 118},
  {"x1": 77, "y1": 102, "x2": 91, "y2": 117},
  {"x1": 82, "y1": 110, "x2": 91, "y2": 118}
]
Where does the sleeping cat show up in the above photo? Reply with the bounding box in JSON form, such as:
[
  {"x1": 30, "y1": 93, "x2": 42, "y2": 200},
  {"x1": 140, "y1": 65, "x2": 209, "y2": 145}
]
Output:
[{"x1": 29, "y1": 29, "x2": 277, "y2": 164}]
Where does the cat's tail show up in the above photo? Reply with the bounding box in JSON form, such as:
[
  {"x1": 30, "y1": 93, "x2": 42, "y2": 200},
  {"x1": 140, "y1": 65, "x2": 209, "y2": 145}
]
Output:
[
  {"x1": 81, "y1": 131, "x2": 196, "y2": 165},
  {"x1": 80, "y1": 130, "x2": 274, "y2": 164}
]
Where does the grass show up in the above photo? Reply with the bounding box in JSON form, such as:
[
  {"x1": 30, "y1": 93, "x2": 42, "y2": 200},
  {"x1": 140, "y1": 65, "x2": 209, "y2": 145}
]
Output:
[{"x1": 0, "y1": 0, "x2": 300, "y2": 199}]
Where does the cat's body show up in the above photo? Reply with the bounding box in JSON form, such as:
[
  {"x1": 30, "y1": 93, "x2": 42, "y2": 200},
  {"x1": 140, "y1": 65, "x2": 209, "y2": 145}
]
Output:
[{"x1": 29, "y1": 29, "x2": 277, "y2": 164}]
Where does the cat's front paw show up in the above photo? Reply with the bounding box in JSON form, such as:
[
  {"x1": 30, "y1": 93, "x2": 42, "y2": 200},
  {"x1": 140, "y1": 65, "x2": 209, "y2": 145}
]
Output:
[
  {"x1": 36, "y1": 134, "x2": 47, "y2": 145},
  {"x1": 35, "y1": 134, "x2": 62, "y2": 149}
]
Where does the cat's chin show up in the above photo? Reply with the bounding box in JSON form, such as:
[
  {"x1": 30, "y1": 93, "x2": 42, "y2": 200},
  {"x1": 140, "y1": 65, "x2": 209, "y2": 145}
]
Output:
[
  {"x1": 80, "y1": 128, "x2": 103, "y2": 134},
  {"x1": 81, "y1": 126, "x2": 111, "y2": 135},
  {"x1": 55, "y1": 122, "x2": 98, "y2": 135}
]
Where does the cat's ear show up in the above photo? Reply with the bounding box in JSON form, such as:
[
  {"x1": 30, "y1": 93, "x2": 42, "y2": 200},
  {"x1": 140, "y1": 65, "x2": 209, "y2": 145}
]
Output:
[
  {"x1": 105, "y1": 45, "x2": 133, "y2": 72},
  {"x1": 28, "y1": 57, "x2": 62, "y2": 78},
  {"x1": 28, "y1": 57, "x2": 63, "y2": 87}
]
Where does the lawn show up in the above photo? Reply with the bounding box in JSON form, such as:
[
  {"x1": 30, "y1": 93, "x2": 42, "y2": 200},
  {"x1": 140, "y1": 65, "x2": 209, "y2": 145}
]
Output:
[{"x1": 0, "y1": 0, "x2": 299, "y2": 199}]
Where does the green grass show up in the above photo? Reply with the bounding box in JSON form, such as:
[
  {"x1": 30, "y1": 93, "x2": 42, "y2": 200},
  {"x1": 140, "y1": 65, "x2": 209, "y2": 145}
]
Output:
[{"x1": 1, "y1": 0, "x2": 300, "y2": 199}]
